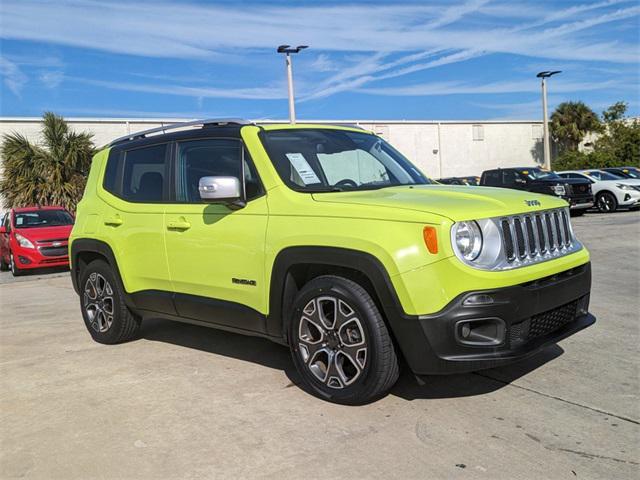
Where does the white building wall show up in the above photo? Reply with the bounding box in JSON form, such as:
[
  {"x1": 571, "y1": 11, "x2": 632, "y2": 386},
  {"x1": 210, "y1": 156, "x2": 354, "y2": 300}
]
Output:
[{"x1": 0, "y1": 117, "x2": 546, "y2": 211}]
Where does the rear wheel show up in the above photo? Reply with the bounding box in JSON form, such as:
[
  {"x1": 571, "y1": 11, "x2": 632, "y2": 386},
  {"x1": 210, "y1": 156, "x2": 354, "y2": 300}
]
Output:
[
  {"x1": 79, "y1": 259, "x2": 140, "y2": 344},
  {"x1": 288, "y1": 275, "x2": 399, "y2": 405},
  {"x1": 596, "y1": 191, "x2": 618, "y2": 213}
]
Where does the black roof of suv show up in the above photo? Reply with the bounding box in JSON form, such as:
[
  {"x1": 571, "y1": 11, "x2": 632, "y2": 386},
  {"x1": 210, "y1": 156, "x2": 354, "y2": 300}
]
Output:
[{"x1": 480, "y1": 167, "x2": 593, "y2": 212}]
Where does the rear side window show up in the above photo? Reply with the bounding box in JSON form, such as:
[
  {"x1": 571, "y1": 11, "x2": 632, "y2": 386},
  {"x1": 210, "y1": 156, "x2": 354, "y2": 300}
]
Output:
[
  {"x1": 122, "y1": 144, "x2": 168, "y2": 202},
  {"x1": 103, "y1": 144, "x2": 168, "y2": 202},
  {"x1": 482, "y1": 171, "x2": 500, "y2": 186}
]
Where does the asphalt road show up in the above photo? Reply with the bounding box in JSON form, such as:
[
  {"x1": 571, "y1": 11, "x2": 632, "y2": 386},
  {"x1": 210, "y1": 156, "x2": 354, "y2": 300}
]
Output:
[{"x1": 1, "y1": 211, "x2": 638, "y2": 479}]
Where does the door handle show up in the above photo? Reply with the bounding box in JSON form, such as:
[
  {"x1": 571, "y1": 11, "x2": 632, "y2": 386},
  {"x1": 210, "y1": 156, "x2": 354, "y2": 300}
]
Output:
[
  {"x1": 104, "y1": 215, "x2": 123, "y2": 226},
  {"x1": 167, "y1": 219, "x2": 191, "y2": 231}
]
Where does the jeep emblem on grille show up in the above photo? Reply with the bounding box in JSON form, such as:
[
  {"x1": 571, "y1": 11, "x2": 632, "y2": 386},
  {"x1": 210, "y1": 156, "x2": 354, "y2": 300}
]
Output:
[{"x1": 525, "y1": 199, "x2": 541, "y2": 207}]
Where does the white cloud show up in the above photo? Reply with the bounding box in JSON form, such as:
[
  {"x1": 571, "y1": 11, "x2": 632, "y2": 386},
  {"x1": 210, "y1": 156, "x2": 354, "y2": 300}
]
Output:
[
  {"x1": 1, "y1": 0, "x2": 637, "y2": 62},
  {"x1": 310, "y1": 54, "x2": 339, "y2": 72},
  {"x1": 40, "y1": 71, "x2": 64, "y2": 89},
  {"x1": 0, "y1": 56, "x2": 28, "y2": 97},
  {"x1": 360, "y1": 78, "x2": 627, "y2": 96},
  {"x1": 0, "y1": 0, "x2": 637, "y2": 104},
  {"x1": 68, "y1": 76, "x2": 286, "y2": 100}
]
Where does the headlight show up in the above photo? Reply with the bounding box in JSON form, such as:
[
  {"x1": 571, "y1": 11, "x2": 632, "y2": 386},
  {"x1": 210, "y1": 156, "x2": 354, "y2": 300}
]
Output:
[
  {"x1": 616, "y1": 183, "x2": 633, "y2": 191},
  {"x1": 453, "y1": 221, "x2": 483, "y2": 261},
  {"x1": 15, "y1": 233, "x2": 35, "y2": 249},
  {"x1": 551, "y1": 184, "x2": 566, "y2": 196}
]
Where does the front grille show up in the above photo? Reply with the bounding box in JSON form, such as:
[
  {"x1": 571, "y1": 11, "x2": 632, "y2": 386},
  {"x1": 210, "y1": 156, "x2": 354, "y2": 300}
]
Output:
[
  {"x1": 530, "y1": 300, "x2": 578, "y2": 338},
  {"x1": 510, "y1": 300, "x2": 579, "y2": 347},
  {"x1": 39, "y1": 246, "x2": 68, "y2": 257},
  {"x1": 35, "y1": 238, "x2": 67, "y2": 244},
  {"x1": 499, "y1": 208, "x2": 575, "y2": 266}
]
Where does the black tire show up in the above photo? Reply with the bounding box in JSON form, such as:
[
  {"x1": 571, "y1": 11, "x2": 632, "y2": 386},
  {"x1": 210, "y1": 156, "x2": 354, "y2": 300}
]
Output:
[
  {"x1": 0, "y1": 252, "x2": 9, "y2": 271},
  {"x1": 596, "y1": 191, "x2": 618, "y2": 213},
  {"x1": 79, "y1": 259, "x2": 140, "y2": 344},
  {"x1": 9, "y1": 252, "x2": 23, "y2": 277},
  {"x1": 288, "y1": 275, "x2": 399, "y2": 405}
]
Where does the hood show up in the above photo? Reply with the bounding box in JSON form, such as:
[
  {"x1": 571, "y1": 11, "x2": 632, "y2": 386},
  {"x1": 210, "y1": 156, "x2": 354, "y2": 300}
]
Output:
[
  {"x1": 532, "y1": 177, "x2": 589, "y2": 185},
  {"x1": 15, "y1": 224, "x2": 73, "y2": 241},
  {"x1": 611, "y1": 178, "x2": 640, "y2": 186},
  {"x1": 312, "y1": 185, "x2": 564, "y2": 222}
]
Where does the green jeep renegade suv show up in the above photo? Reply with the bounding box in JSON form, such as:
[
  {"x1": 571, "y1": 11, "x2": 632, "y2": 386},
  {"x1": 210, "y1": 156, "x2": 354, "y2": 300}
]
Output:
[{"x1": 69, "y1": 119, "x2": 594, "y2": 404}]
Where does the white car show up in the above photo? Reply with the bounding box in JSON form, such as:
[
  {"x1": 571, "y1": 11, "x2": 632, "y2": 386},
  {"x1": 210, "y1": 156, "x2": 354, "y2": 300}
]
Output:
[{"x1": 558, "y1": 170, "x2": 640, "y2": 213}]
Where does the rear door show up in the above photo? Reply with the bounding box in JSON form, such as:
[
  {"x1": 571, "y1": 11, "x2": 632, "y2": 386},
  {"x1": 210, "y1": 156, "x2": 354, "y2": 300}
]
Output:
[
  {"x1": 163, "y1": 137, "x2": 269, "y2": 331},
  {"x1": 97, "y1": 143, "x2": 173, "y2": 302}
]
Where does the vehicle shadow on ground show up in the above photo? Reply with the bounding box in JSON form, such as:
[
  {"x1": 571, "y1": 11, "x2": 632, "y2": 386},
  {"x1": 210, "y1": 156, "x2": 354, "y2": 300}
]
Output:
[
  {"x1": 391, "y1": 345, "x2": 563, "y2": 401},
  {"x1": 140, "y1": 317, "x2": 563, "y2": 402}
]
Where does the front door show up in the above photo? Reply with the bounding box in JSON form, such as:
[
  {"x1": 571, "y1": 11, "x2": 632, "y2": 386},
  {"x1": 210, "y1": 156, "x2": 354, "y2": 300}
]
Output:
[{"x1": 163, "y1": 138, "x2": 269, "y2": 332}]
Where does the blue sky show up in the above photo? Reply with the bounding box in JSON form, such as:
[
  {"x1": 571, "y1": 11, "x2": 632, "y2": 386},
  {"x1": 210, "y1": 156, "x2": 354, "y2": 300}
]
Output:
[{"x1": 0, "y1": 0, "x2": 638, "y2": 120}]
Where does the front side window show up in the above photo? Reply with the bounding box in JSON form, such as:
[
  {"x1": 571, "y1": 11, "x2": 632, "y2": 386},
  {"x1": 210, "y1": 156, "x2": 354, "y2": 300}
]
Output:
[
  {"x1": 260, "y1": 129, "x2": 429, "y2": 192},
  {"x1": 14, "y1": 210, "x2": 74, "y2": 228},
  {"x1": 176, "y1": 138, "x2": 262, "y2": 203},
  {"x1": 121, "y1": 144, "x2": 168, "y2": 202}
]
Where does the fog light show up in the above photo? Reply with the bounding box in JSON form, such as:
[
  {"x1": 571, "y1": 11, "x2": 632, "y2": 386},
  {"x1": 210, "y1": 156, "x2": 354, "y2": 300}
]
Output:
[
  {"x1": 18, "y1": 256, "x2": 32, "y2": 265},
  {"x1": 463, "y1": 294, "x2": 494, "y2": 306},
  {"x1": 455, "y1": 318, "x2": 505, "y2": 346}
]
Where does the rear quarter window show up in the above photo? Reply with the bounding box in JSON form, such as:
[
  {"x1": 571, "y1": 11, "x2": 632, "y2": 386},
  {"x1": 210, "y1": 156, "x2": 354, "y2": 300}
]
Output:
[{"x1": 102, "y1": 143, "x2": 169, "y2": 203}]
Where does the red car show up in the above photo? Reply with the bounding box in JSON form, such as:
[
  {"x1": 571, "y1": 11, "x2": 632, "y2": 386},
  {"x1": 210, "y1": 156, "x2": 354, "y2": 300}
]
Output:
[{"x1": 0, "y1": 206, "x2": 74, "y2": 276}]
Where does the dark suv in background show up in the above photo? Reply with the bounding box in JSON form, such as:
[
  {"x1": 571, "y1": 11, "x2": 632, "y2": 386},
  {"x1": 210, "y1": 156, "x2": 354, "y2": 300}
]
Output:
[{"x1": 480, "y1": 167, "x2": 593, "y2": 215}]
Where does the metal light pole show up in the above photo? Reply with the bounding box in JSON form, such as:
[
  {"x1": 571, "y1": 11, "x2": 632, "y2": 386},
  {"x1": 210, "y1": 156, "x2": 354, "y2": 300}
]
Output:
[
  {"x1": 277, "y1": 45, "x2": 308, "y2": 124},
  {"x1": 536, "y1": 70, "x2": 561, "y2": 170}
]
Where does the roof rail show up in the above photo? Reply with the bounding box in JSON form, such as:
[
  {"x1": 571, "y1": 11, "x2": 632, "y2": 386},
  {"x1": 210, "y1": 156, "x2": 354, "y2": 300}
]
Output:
[{"x1": 107, "y1": 118, "x2": 252, "y2": 147}]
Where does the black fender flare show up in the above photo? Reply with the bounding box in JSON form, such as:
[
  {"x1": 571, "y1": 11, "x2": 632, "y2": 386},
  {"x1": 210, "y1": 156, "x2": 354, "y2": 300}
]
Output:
[
  {"x1": 266, "y1": 246, "x2": 412, "y2": 341},
  {"x1": 69, "y1": 239, "x2": 134, "y2": 309}
]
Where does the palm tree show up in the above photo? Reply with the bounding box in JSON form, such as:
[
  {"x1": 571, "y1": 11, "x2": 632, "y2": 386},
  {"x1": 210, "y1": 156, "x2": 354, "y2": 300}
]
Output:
[
  {"x1": 550, "y1": 101, "x2": 602, "y2": 153},
  {"x1": 0, "y1": 112, "x2": 95, "y2": 212}
]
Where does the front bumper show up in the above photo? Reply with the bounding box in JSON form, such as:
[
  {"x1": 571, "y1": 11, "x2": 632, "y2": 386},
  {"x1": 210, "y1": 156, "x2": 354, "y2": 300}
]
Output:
[
  {"x1": 564, "y1": 194, "x2": 594, "y2": 210},
  {"x1": 390, "y1": 262, "x2": 594, "y2": 375},
  {"x1": 619, "y1": 190, "x2": 640, "y2": 207},
  {"x1": 13, "y1": 245, "x2": 69, "y2": 269}
]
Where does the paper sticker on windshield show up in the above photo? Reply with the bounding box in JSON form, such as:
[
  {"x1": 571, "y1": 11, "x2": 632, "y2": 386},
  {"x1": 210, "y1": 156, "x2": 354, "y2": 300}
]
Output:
[{"x1": 286, "y1": 153, "x2": 321, "y2": 185}]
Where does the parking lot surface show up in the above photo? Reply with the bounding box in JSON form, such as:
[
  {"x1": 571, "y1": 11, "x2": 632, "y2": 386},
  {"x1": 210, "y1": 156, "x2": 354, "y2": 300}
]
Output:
[{"x1": 1, "y1": 211, "x2": 638, "y2": 479}]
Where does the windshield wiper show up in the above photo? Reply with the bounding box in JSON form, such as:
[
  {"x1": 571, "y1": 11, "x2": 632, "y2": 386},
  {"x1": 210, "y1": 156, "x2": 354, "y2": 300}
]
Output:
[{"x1": 304, "y1": 186, "x2": 345, "y2": 193}]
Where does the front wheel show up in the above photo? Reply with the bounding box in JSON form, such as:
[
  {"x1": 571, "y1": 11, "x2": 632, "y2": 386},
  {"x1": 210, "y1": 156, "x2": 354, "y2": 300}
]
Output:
[
  {"x1": 289, "y1": 275, "x2": 399, "y2": 405},
  {"x1": 596, "y1": 191, "x2": 618, "y2": 213},
  {"x1": 9, "y1": 252, "x2": 23, "y2": 277}
]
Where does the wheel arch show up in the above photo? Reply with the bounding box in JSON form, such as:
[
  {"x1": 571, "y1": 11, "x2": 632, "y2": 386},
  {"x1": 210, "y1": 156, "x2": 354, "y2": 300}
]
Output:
[
  {"x1": 70, "y1": 239, "x2": 131, "y2": 308},
  {"x1": 266, "y1": 246, "x2": 408, "y2": 342}
]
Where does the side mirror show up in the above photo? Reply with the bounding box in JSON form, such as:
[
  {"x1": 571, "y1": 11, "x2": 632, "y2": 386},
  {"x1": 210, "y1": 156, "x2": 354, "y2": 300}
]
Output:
[
  {"x1": 198, "y1": 176, "x2": 244, "y2": 207},
  {"x1": 0, "y1": 226, "x2": 5, "y2": 234}
]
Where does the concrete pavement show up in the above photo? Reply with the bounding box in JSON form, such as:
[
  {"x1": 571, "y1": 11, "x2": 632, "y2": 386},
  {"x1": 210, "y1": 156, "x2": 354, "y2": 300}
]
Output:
[{"x1": 1, "y1": 211, "x2": 638, "y2": 479}]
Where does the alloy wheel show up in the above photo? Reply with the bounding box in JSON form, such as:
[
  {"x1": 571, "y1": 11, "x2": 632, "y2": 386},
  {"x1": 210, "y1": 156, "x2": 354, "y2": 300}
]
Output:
[
  {"x1": 297, "y1": 296, "x2": 367, "y2": 389},
  {"x1": 598, "y1": 193, "x2": 615, "y2": 212},
  {"x1": 83, "y1": 272, "x2": 115, "y2": 333}
]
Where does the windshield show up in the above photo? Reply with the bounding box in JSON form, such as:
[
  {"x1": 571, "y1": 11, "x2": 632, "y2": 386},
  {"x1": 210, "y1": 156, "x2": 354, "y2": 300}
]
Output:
[
  {"x1": 586, "y1": 170, "x2": 624, "y2": 181},
  {"x1": 260, "y1": 129, "x2": 431, "y2": 192},
  {"x1": 519, "y1": 168, "x2": 561, "y2": 180},
  {"x1": 619, "y1": 168, "x2": 640, "y2": 179},
  {"x1": 14, "y1": 210, "x2": 74, "y2": 228}
]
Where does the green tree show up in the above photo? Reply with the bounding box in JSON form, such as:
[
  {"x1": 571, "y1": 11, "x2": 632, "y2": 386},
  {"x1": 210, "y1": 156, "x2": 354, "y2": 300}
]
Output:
[
  {"x1": 550, "y1": 101, "x2": 601, "y2": 153},
  {"x1": 0, "y1": 112, "x2": 95, "y2": 212},
  {"x1": 595, "y1": 102, "x2": 640, "y2": 167}
]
